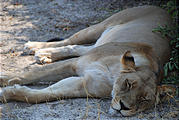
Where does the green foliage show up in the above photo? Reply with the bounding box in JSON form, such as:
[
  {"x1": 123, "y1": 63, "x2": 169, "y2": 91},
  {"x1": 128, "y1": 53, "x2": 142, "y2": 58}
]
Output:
[
  {"x1": 161, "y1": 0, "x2": 178, "y2": 23},
  {"x1": 153, "y1": 0, "x2": 178, "y2": 84}
]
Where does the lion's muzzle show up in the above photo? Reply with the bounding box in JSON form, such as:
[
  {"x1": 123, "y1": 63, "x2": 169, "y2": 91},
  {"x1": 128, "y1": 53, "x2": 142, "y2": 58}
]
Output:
[{"x1": 109, "y1": 98, "x2": 130, "y2": 116}]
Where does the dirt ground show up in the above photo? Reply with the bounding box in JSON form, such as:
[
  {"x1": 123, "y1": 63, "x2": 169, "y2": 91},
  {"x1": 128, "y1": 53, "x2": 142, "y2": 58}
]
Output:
[{"x1": 0, "y1": 0, "x2": 178, "y2": 120}]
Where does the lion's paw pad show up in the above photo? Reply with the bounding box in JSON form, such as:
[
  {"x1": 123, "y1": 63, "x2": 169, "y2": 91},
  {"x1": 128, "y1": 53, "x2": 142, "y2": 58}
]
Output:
[
  {"x1": 23, "y1": 42, "x2": 39, "y2": 55},
  {"x1": 35, "y1": 55, "x2": 52, "y2": 64}
]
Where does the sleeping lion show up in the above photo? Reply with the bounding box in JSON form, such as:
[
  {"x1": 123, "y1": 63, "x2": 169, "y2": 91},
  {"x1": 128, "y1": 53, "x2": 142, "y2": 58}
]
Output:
[{"x1": 0, "y1": 6, "x2": 173, "y2": 116}]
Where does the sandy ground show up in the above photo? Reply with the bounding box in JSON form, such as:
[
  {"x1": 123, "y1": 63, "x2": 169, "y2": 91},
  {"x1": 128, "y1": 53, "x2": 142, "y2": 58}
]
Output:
[{"x1": 0, "y1": 0, "x2": 178, "y2": 120}]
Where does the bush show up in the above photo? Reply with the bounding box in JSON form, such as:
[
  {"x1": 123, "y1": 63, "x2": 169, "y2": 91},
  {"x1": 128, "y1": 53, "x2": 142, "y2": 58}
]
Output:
[{"x1": 153, "y1": 0, "x2": 178, "y2": 84}]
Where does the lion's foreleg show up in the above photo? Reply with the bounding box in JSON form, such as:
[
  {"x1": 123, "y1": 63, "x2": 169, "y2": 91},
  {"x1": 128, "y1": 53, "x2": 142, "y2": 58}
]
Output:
[{"x1": 0, "y1": 77, "x2": 87, "y2": 103}]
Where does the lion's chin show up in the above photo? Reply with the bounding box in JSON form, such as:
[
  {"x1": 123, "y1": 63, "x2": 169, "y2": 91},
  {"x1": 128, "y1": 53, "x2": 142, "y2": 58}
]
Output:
[
  {"x1": 108, "y1": 107, "x2": 122, "y2": 117},
  {"x1": 108, "y1": 107, "x2": 136, "y2": 117}
]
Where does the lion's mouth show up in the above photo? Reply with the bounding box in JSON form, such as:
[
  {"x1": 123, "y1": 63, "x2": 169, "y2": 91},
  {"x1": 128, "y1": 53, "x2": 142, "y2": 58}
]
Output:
[
  {"x1": 112, "y1": 100, "x2": 130, "y2": 111},
  {"x1": 109, "y1": 100, "x2": 131, "y2": 116},
  {"x1": 119, "y1": 100, "x2": 130, "y2": 110}
]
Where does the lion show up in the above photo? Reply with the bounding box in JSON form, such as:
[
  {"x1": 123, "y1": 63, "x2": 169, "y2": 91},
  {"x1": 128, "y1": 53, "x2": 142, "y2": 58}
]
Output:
[{"x1": 0, "y1": 6, "x2": 174, "y2": 116}]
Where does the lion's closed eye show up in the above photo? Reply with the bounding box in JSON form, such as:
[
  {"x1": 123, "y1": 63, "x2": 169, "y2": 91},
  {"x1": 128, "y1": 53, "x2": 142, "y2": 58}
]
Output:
[{"x1": 120, "y1": 79, "x2": 138, "y2": 93}]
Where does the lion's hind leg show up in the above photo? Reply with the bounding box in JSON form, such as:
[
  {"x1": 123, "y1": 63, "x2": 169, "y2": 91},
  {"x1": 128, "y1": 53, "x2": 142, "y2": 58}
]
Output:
[
  {"x1": 34, "y1": 45, "x2": 94, "y2": 64},
  {"x1": 0, "y1": 77, "x2": 88, "y2": 103},
  {"x1": 24, "y1": 22, "x2": 105, "y2": 55}
]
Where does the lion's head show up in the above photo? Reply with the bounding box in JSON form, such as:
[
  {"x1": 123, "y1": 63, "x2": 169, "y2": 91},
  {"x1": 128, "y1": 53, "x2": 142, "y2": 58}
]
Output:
[{"x1": 110, "y1": 51, "x2": 158, "y2": 116}]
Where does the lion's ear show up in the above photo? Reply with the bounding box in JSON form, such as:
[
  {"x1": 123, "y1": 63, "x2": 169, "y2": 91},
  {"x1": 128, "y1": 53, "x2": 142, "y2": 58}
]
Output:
[{"x1": 120, "y1": 50, "x2": 136, "y2": 73}]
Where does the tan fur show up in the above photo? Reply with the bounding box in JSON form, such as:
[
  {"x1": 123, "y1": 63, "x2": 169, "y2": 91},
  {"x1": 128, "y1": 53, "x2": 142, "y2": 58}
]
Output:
[{"x1": 0, "y1": 6, "x2": 172, "y2": 116}]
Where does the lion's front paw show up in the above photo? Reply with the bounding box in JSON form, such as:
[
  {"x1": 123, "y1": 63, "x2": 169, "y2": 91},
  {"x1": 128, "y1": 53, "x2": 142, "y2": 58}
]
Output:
[
  {"x1": 35, "y1": 56, "x2": 52, "y2": 64},
  {"x1": 0, "y1": 87, "x2": 11, "y2": 103},
  {"x1": 0, "y1": 85, "x2": 21, "y2": 103}
]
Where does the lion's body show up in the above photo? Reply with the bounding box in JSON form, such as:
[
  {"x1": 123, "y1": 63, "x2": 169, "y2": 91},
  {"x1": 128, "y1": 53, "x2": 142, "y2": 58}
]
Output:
[{"x1": 0, "y1": 6, "x2": 172, "y2": 116}]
